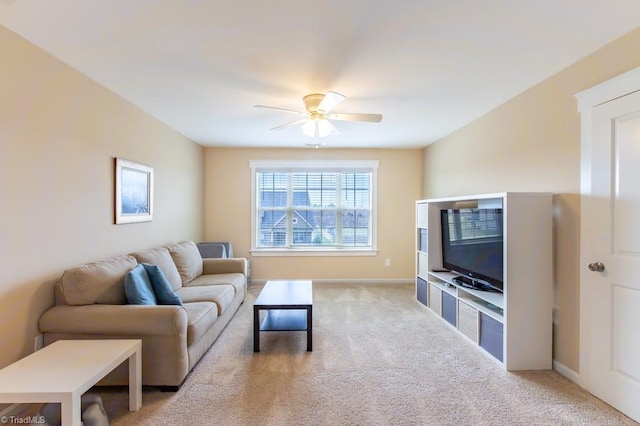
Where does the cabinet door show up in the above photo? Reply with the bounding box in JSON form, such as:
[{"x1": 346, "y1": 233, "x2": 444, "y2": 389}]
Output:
[
  {"x1": 416, "y1": 277, "x2": 428, "y2": 307},
  {"x1": 418, "y1": 228, "x2": 428, "y2": 252},
  {"x1": 479, "y1": 312, "x2": 503, "y2": 362},
  {"x1": 458, "y1": 300, "x2": 479, "y2": 343},
  {"x1": 442, "y1": 292, "x2": 456, "y2": 327}
]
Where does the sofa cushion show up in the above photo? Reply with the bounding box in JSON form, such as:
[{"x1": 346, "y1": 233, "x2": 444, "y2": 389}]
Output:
[
  {"x1": 188, "y1": 273, "x2": 245, "y2": 298},
  {"x1": 183, "y1": 302, "x2": 218, "y2": 345},
  {"x1": 142, "y1": 263, "x2": 182, "y2": 305},
  {"x1": 124, "y1": 264, "x2": 157, "y2": 305},
  {"x1": 130, "y1": 247, "x2": 182, "y2": 291},
  {"x1": 176, "y1": 285, "x2": 236, "y2": 315},
  {"x1": 61, "y1": 255, "x2": 138, "y2": 305},
  {"x1": 167, "y1": 241, "x2": 203, "y2": 284}
]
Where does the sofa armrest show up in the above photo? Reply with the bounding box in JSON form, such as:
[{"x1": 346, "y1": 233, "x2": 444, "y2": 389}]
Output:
[
  {"x1": 202, "y1": 257, "x2": 247, "y2": 276},
  {"x1": 38, "y1": 304, "x2": 187, "y2": 336}
]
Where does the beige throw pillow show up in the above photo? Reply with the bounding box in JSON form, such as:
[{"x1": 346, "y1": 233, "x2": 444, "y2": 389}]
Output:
[
  {"x1": 130, "y1": 246, "x2": 183, "y2": 291},
  {"x1": 60, "y1": 255, "x2": 137, "y2": 305},
  {"x1": 167, "y1": 241, "x2": 203, "y2": 284}
]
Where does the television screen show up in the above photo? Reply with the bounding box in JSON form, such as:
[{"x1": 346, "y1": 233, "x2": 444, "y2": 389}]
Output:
[{"x1": 440, "y1": 208, "x2": 504, "y2": 292}]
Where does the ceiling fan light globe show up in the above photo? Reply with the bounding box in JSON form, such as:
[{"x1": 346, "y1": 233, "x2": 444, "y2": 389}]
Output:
[
  {"x1": 301, "y1": 119, "x2": 317, "y2": 137},
  {"x1": 317, "y1": 119, "x2": 332, "y2": 137},
  {"x1": 301, "y1": 118, "x2": 333, "y2": 138}
]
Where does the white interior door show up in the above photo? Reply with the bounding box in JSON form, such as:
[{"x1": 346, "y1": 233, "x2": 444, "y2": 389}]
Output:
[{"x1": 581, "y1": 87, "x2": 640, "y2": 422}]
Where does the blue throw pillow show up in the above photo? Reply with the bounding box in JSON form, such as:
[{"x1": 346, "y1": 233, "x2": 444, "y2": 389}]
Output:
[
  {"x1": 142, "y1": 263, "x2": 182, "y2": 305},
  {"x1": 124, "y1": 264, "x2": 157, "y2": 305}
]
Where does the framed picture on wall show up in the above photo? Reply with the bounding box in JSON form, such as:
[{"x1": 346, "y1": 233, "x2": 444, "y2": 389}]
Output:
[{"x1": 114, "y1": 158, "x2": 154, "y2": 224}]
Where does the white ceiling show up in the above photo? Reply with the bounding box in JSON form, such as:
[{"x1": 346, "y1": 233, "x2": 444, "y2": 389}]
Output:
[{"x1": 2, "y1": 1, "x2": 640, "y2": 149}]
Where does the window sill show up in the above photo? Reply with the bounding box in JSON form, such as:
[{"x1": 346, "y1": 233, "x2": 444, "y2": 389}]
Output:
[{"x1": 250, "y1": 249, "x2": 378, "y2": 257}]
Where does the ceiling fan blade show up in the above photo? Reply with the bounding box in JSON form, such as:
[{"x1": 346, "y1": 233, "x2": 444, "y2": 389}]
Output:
[
  {"x1": 326, "y1": 113, "x2": 383, "y2": 123},
  {"x1": 317, "y1": 91, "x2": 345, "y2": 114},
  {"x1": 270, "y1": 118, "x2": 307, "y2": 131},
  {"x1": 254, "y1": 105, "x2": 305, "y2": 115},
  {"x1": 325, "y1": 119, "x2": 340, "y2": 136}
]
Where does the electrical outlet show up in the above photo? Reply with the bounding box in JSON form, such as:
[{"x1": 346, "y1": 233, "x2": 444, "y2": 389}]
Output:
[
  {"x1": 384, "y1": 258, "x2": 391, "y2": 267},
  {"x1": 34, "y1": 334, "x2": 44, "y2": 352}
]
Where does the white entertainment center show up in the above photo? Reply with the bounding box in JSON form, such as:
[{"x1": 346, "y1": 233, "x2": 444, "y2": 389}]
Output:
[{"x1": 416, "y1": 192, "x2": 553, "y2": 370}]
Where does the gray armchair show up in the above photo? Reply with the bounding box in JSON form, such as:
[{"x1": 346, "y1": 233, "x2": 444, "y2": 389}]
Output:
[
  {"x1": 197, "y1": 242, "x2": 231, "y2": 258},
  {"x1": 197, "y1": 241, "x2": 250, "y2": 283}
]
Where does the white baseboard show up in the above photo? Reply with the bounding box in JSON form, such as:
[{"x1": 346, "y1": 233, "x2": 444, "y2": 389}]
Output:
[
  {"x1": 249, "y1": 278, "x2": 414, "y2": 286},
  {"x1": 553, "y1": 359, "x2": 581, "y2": 385}
]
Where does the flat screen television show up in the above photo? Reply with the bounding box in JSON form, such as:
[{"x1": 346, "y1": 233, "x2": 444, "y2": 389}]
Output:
[{"x1": 440, "y1": 208, "x2": 504, "y2": 292}]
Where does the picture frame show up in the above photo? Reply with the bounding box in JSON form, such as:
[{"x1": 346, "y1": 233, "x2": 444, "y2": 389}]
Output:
[{"x1": 114, "y1": 158, "x2": 154, "y2": 224}]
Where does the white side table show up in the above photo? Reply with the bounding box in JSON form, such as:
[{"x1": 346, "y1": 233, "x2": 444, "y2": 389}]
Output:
[{"x1": 0, "y1": 339, "x2": 142, "y2": 426}]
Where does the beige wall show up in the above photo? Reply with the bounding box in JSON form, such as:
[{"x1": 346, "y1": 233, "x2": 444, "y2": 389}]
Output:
[
  {"x1": 0, "y1": 26, "x2": 204, "y2": 368},
  {"x1": 422, "y1": 27, "x2": 640, "y2": 372},
  {"x1": 204, "y1": 148, "x2": 422, "y2": 282}
]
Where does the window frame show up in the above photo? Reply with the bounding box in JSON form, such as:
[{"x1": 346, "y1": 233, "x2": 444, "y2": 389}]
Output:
[{"x1": 250, "y1": 160, "x2": 378, "y2": 256}]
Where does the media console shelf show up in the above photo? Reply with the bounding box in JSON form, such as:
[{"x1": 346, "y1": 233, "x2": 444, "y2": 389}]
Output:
[{"x1": 415, "y1": 192, "x2": 552, "y2": 370}]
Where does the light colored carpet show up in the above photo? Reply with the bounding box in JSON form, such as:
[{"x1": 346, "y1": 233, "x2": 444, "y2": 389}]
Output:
[{"x1": 98, "y1": 284, "x2": 636, "y2": 425}]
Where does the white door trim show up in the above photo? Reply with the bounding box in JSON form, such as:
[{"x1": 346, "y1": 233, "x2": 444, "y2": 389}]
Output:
[
  {"x1": 576, "y1": 67, "x2": 640, "y2": 111},
  {"x1": 575, "y1": 65, "x2": 640, "y2": 390}
]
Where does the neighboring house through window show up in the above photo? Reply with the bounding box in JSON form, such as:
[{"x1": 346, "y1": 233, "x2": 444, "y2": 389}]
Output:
[{"x1": 250, "y1": 160, "x2": 378, "y2": 256}]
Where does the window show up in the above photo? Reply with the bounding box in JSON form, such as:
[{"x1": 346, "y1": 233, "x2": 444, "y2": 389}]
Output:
[{"x1": 250, "y1": 160, "x2": 378, "y2": 255}]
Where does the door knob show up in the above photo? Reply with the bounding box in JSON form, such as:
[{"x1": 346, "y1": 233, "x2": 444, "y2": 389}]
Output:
[{"x1": 588, "y1": 262, "x2": 605, "y2": 272}]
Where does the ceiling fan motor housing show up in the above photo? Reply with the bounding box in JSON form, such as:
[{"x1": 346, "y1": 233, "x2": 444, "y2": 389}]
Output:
[{"x1": 303, "y1": 94, "x2": 325, "y2": 114}]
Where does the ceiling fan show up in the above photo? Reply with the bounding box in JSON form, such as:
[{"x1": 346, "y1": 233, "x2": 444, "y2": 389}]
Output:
[{"x1": 254, "y1": 91, "x2": 383, "y2": 144}]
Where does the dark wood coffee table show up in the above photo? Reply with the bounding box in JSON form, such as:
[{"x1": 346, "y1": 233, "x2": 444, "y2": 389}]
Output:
[{"x1": 253, "y1": 280, "x2": 313, "y2": 352}]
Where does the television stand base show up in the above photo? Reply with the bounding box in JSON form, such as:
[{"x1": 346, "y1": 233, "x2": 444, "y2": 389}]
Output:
[{"x1": 452, "y1": 276, "x2": 500, "y2": 293}]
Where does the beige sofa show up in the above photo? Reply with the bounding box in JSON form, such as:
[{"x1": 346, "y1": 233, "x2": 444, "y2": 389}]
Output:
[{"x1": 38, "y1": 240, "x2": 247, "y2": 390}]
